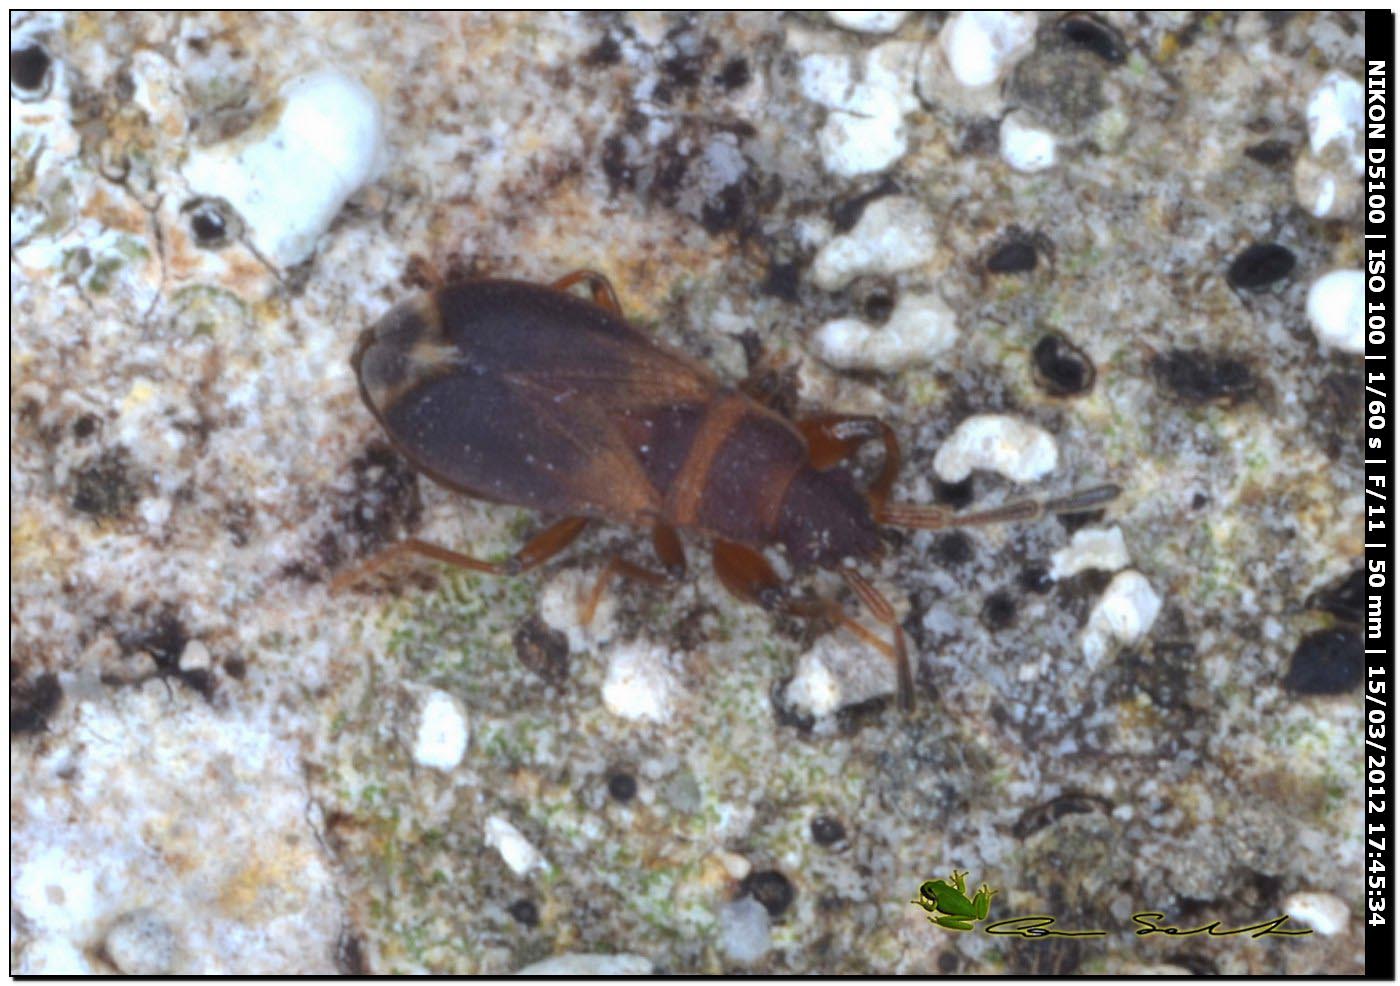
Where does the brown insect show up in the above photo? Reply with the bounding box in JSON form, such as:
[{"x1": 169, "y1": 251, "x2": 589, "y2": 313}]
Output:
[{"x1": 334, "y1": 270, "x2": 1117, "y2": 710}]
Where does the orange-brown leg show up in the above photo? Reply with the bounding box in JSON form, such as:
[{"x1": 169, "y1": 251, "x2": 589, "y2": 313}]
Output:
[
  {"x1": 840, "y1": 568, "x2": 914, "y2": 712},
  {"x1": 550, "y1": 269, "x2": 622, "y2": 315},
  {"x1": 330, "y1": 516, "x2": 589, "y2": 593},
  {"x1": 579, "y1": 524, "x2": 688, "y2": 624},
  {"x1": 712, "y1": 539, "x2": 787, "y2": 610},
  {"x1": 877, "y1": 484, "x2": 1121, "y2": 529},
  {"x1": 652, "y1": 524, "x2": 687, "y2": 577},
  {"x1": 797, "y1": 414, "x2": 902, "y2": 515}
]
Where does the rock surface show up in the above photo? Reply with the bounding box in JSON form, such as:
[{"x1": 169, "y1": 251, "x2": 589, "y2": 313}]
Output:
[{"x1": 11, "y1": 11, "x2": 1365, "y2": 975}]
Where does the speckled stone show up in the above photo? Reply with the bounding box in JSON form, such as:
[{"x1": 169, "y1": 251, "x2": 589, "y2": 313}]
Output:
[{"x1": 11, "y1": 11, "x2": 1366, "y2": 976}]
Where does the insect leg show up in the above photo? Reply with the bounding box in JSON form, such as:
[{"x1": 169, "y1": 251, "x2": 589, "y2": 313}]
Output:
[
  {"x1": 797, "y1": 415, "x2": 902, "y2": 514},
  {"x1": 579, "y1": 555, "x2": 671, "y2": 626},
  {"x1": 878, "y1": 484, "x2": 1121, "y2": 529},
  {"x1": 549, "y1": 269, "x2": 622, "y2": 315},
  {"x1": 652, "y1": 524, "x2": 688, "y2": 577},
  {"x1": 329, "y1": 516, "x2": 589, "y2": 592},
  {"x1": 711, "y1": 539, "x2": 787, "y2": 609},
  {"x1": 840, "y1": 568, "x2": 914, "y2": 712},
  {"x1": 578, "y1": 525, "x2": 688, "y2": 625}
]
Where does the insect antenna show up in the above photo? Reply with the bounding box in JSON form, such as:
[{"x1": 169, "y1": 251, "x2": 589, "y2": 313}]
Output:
[{"x1": 876, "y1": 483, "x2": 1121, "y2": 530}]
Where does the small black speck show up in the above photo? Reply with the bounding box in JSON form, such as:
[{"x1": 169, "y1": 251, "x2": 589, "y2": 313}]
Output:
[
  {"x1": 508, "y1": 898, "x2": 539, "y2": 928},
  {"x1": 11, "y1": 43, "x2": 51, "y2": 92},
  {"x1": 761, "y1": 260, "x2": 801, "y2": 301},
  {"x1": 11, "y1": 671, "x2": 62, "y2": 734},
  {"x1": 934, "y1": 531, "x2": 974, "y2": 566},
  {"x1": 607, "y1": 771, "x2": 637, "y2": 803},
  {"x1": 741, "y1": 869, "x2": 795, "y2": 918},
  {"x1": 1058, "y1": 507, "x2": 1106, "y2": 535},
  {"x1": 810, "y1": 814, "x2": 846, "y2": 846},
  {"x1": 1284, "y1": 629, "x2": 1363, "y2": 695},
  {"x1": 934, "y1": 477, "x2": 975, "y2": 510},
  {"x1": 1191, "y1": 492, "x2": 1209, "y2": 510},
  {"x1": 184, "y1": 199, "x2": 231, "y2": 248},
  {"x1": 1227, "y1": 242, "x2": 1296, "y2": 291},
  {"x1": 986, "y1": 239, "x2": 1039, "y2": 274},
  {"x1": 716, "y1": 56, "x2": 750, "y2": 89},
  {"x1": 582, "y1": 34, "x2": 621, "y2": 67},
  {"x1": 830, "y1": 176, "x2": 899, "y2": 233},
  {"x1": 980, "y1": 589, "x2": 1017, "y2": 630},
  {"x1": 72, "y1": 448, "x2": 137, "y2": 518},
  {"x1": 858, "y1": 284, "x2": 895, "y2": 323},
  {"x1": 180, "y1": 667, "x2": 215, "y2": 699},
  {"x1": 1308, "y1": 569, "x2": 1365, "y2": 624},
  {"x1": 1152, "y1": 348, "x2": 1254, "y2": 405},
  {"x1": 1245, "y1": 139, "x2": 1293, "y2": 166},
  {"x1": 1058, "y1": 14, "x2": 1127, "y2": 64},
  {"x1": 1032, "y1": 332, "x2": 1096, "y2": 397},
  {"x1": 223, "y1": 655, "x2": 247, "y2": 680},
  {"x1": 72, "y1": 414, "x2": 99, "y2": 440},
  {"x1": 1018, "y1": 564, "x2": 1053, "y2": 594}
]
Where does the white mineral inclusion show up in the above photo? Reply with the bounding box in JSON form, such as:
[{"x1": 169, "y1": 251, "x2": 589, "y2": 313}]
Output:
[
  {"x1": 720, "y1": 898, "x2": 772, "y2": 963},
  {"x1": 811, "y1": 196, "x2": 937, "y2": 291},
  {"x1": 798, "y1": 47, "x2": 917, "y2": 177},
  {"x1": 1283, "y1": 891, "x2": 1349, "y2": 936},
  {"x1": 181, "y1": 70, "x2": 383, "y2": 266},
  {"x1": 827, "y1": 10, "x2": 908, "y2": 34},
  {"x1": 784, "y1": 635, "x2": 895, "y2": 718},
  {"x1": 602, "y1": 641, "x2": 679, "y2": 722},
  {"x1": 484, "y1": 815, "x2": 546, "y2": 876},
  {"x1": 411, "y1": 690, "x2": 469, "y2": 771},
  {"x1": 940, "y1": 11, "x2": 1037, "y2": 89},
  {"x1": 1082, "y1": 570, "x2": 1162, "y2": 665},
  {"x1": 1306, "y1": 269, "x2": 1365, "y2": 355},
  {"x1": 515, "y1": 954, "x2": 654, "y2": 975},
  {"x1": 1307, "y1": 71, "x2": 1364, "y2": 161},
  {"x1": 812, "y1": 292, "x2": 959, "y2": 373},
  {"x1": 1050, "y1": 526, "x2": 1131, "y2": 580},
  {"x1": 1000, "y1": 113, "x2": 1057, "y2": 172},
  {"x1": 933, "y1": 414, "x2": 1058, "y2": 484}
]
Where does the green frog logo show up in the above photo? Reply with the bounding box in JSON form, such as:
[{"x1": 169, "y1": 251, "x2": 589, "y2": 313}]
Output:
[{"x1": 912, "y1": 870, "x2": 997, "y2": 931}]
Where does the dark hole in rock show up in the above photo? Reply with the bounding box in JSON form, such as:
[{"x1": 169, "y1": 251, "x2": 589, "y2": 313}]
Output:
[
  {"x1": 11, "y1": 43, "x2": 51, "y2": 93},
  {"x1": 1032, "y1": 332, "x2": 1096, "y2": 396},
  {"x1": 1227, "y1": 242, "x2": 1295, "y2": 290},
  {"x1": 1283, "y1": 629, "x2": 1362, "y2": 695}
]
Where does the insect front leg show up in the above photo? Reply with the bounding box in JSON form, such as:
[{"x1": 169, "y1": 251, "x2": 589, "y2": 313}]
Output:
[
  {"x1": 329, "y1": 515, "x2": 589, "y2": 593},
  {"x1": 797, "y1": 414, "x2": 902, "y2": 514}
]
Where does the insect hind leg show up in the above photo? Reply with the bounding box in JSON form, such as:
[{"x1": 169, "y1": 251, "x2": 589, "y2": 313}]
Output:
[{"x1": 329, "y1": 516, "x2": 589, "y2": 593}]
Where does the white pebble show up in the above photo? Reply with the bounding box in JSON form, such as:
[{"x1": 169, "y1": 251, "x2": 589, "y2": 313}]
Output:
[
  {"x1": 1050, "y1": 527, "x2": 1130, "y2": 580},
  {"x1": 178, "y1": 640, "x2": 212, "y2": 672},
  {"x1": 182, "y1": 71, "x2": 383, "y2": 266},
  {"x1": 940, "y1": 11, "x2": 1037, "y2": 89},
  {"x1": 933, "y1": 414, "x2": 1059, "y2": 484},
  {"x1": 1306, "y1": 269, "x2": 1365, "y2": 354},
  {"x1": 816, "y1": 88, "x2": 908, "y2": 177},
  {"x1": 799, "y1": 47, "x2": 917, "y2": 177},
  {"x1": 784, "y1": 634, "x2": 895, "y2": 718},
  {"x1": 1082, "y1": 570, "x2": 1162, "y2": 665},
  {"x1": 515, "y1": 953, "x2": 653, "y2": 975},
  {"x1": 811, "y1": 196, "x2": 937, "y2": 291},
  {"x1": 719, "y1": 898, "x2": 772, "y2": 964},
  {"x1": 1307, "y1": 71, "x2": 1364, "y2": 161},
  {"x1": 103, "y1": 909, "x2": 177, "y2": 975},
  {"x1": 827, "y1": 11, "x2": 908, "y2": 34},
  {"x1": 1284, "y1": 891, "x2": 1349, "y2": 936},
  {"x1": 411, "y1": 690, "x2": 470, "y2": 772},
  {"x1": 602, "y1": 641, "x2": 679, "y2": 723},
  {"x1": 811, "y1": 292, "x2": 959, "y2": 372},
  {"x1": 1000, "y1": 112, "x2": 1058, "y2": 172},
  {"x1": 484, "y1": 815, "x2": 546, "y2": 876}
]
